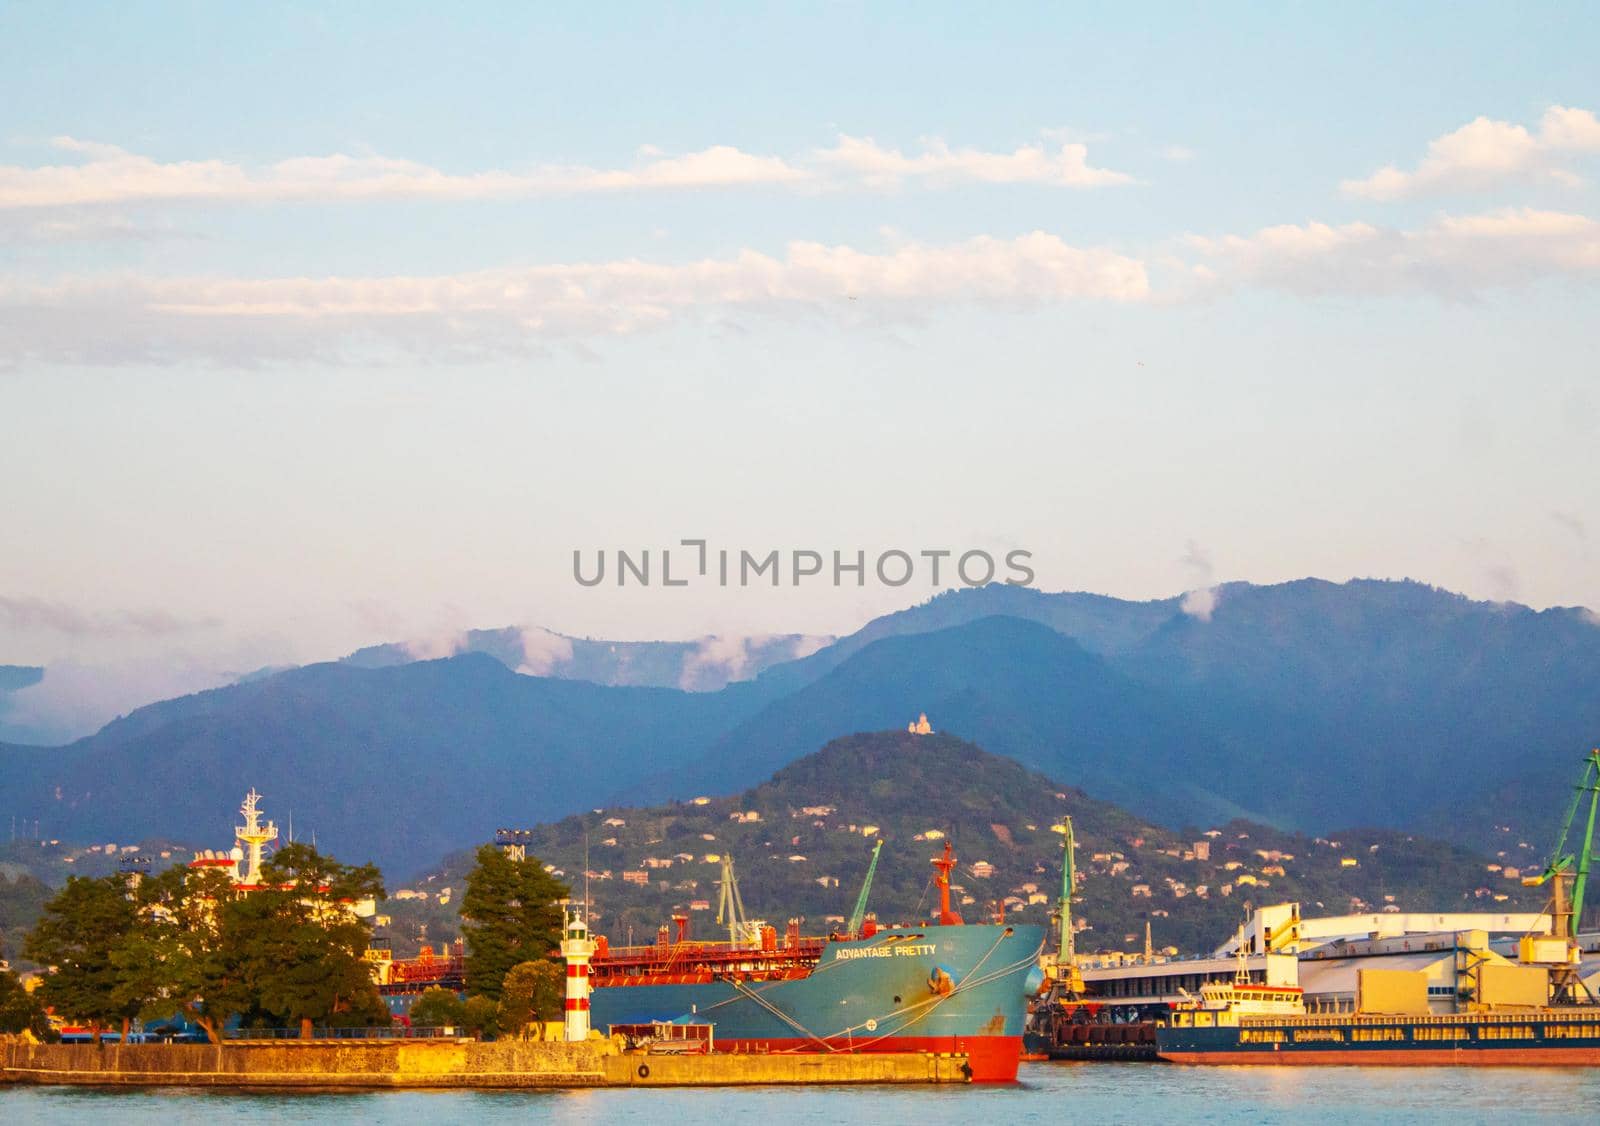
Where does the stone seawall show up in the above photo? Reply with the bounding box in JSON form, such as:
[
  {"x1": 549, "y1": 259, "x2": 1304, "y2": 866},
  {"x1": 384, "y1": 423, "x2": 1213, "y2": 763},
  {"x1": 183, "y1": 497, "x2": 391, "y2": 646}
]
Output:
[
  {"x1": 0, "y1": 1038, "x2": 608, "y2": 1088},
  {"x1": 0, "y1": 1037, "x2": 970, "y2": 1088}
]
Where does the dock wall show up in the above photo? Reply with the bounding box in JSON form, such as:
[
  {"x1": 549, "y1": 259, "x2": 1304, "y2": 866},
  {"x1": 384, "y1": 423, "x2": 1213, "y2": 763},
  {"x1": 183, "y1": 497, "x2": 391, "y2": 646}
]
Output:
[
  {"x1": 0, "y1": 1037, "x2": 969, "y2": 1088},
  {"x1": 0, "y1": 1038, "x2": 608, "y2": 1088}
]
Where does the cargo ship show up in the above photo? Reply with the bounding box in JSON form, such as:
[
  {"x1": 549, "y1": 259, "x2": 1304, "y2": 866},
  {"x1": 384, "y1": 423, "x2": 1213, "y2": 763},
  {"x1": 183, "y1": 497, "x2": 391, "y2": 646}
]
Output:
[
  {"x1": 586, "y1": 842, "x2": 1046, "y2": 1082},
  {"x1": 1158, "y1": 747, "x2": 1600, "y2": 1065},
  {"x1": 1157, "y1": 975, "x2": 1600, "y2": 1064}
]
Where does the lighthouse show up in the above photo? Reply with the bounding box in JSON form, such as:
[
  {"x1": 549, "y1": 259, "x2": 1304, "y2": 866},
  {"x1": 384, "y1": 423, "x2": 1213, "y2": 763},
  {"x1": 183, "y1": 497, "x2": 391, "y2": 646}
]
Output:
[{"x1": 560, "y1": 908, "x2": 597, "y2": 1041}]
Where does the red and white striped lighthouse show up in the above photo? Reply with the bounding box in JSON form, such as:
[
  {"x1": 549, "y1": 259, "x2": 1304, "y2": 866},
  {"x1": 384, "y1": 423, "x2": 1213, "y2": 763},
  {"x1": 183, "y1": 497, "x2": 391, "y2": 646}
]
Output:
[{"x1": 560, "y1": 908, "x2": 597, "y2": 1041}]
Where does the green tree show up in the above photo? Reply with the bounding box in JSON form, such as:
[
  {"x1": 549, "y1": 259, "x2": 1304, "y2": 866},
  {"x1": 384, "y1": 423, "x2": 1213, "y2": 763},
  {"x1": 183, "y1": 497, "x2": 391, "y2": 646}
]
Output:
[
  {"x1": 497, "y1": 959, "x2": 565, "y2": 1039},
  {"x1": 107, "y1": 847, "x2": 389, "y2": 1043},
  {"x1": 245, "y1": 842, "x2": 389, "y2": 1038},
  {"x1": 461, "y1": 994, "x2": 500, "y2": 1039},
  {"x1": 110, "y1": 865, "x2": 242, "y2": 1045},
  {"x1": 459, "y1": 844, "x2": 569, "y2": 1000},
  {"x1": 0, "y1": 965, "x2": 54, "y2": 1040},
  {"x1": 23, "y1": 873, "x2": 141, "y2": 1041},
  {"x1": 408, "y1": 986, "x2": 465, "y2": 1029}
]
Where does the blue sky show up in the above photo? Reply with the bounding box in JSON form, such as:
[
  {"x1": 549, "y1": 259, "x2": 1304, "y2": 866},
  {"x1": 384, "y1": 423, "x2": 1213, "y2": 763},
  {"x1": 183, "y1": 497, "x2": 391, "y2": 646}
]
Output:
[{"x1": 2, "y1": 3, "x2": 1599, "y2": 736}]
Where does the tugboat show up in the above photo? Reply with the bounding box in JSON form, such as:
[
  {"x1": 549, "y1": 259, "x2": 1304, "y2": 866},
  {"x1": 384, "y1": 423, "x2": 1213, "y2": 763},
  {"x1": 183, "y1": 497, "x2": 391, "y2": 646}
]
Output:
[{"x1": 586, "y1": 842, "x2": 1046, "y2": 1081}]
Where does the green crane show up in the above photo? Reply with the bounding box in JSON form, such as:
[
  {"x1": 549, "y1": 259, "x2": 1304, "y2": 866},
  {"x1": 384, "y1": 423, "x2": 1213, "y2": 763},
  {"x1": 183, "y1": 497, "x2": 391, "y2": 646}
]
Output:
[
  {"x1": 1052, "y1": 818, "x2": 1083, "y2": 994},
  {"x1": 847, "y1": 839, "x2": 882, "y2": 938},
  {"x1": 1521, "y1": 747, "x2": 1600, "y2": 1004},
  {"x1": 1057, "y1": 817, "x2": 1076, "y2": 964}
]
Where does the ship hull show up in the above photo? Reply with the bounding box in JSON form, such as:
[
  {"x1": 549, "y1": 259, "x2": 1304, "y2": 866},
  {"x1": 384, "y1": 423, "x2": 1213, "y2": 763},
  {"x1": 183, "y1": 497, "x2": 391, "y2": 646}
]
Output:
[
  {"x1": 590, "y1": 924, "x2": 1044, "y2": 1082},
  {"x1": 1158, "y1": 1011, "x2": 1600, "y2": 1066}
]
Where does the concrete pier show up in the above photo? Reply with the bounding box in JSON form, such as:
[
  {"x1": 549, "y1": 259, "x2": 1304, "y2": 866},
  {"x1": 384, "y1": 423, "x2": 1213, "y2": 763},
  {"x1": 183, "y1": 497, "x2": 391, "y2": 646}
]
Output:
[{"x1": 0, "y1": 1037, "x2": 970, "y2": 1088}]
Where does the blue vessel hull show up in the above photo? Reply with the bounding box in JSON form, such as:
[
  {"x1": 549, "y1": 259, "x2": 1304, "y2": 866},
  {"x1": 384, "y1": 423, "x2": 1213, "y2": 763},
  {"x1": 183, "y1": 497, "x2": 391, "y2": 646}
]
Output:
[{"x1": 590, "y1": 923, "x2": 1045, "y2": 1081}]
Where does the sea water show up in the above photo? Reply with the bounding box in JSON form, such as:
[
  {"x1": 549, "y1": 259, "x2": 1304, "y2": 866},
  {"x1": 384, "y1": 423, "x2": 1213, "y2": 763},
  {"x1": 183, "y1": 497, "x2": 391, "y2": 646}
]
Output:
[{"x1": 3, "y1": 1061, "x2": 1596, "y2": 1124}]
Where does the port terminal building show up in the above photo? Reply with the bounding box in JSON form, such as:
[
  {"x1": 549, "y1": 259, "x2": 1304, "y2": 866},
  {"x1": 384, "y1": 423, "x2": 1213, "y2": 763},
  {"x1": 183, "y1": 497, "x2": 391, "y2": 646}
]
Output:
[{"x1": 1075, "y1": 904, "x2": 1600, "y2": 1018}]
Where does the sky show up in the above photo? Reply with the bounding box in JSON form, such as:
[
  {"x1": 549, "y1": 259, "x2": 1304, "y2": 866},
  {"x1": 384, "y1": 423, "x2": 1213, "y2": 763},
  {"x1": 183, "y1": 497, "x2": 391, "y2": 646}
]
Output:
[{"x1": 2, "y1": 2, "x2": 1599, "y2": 738}]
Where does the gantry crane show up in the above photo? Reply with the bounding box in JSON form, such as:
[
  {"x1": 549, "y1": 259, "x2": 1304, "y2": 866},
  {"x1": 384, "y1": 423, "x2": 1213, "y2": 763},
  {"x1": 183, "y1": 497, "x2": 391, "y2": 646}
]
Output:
[{"x1": 1521, "y1": 747, "x2": 1600, "y2": 1005}]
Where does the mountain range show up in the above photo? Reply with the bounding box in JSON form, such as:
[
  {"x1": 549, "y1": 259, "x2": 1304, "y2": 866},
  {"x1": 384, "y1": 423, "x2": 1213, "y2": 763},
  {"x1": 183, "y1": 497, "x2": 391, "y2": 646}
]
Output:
[{"x1": 2, "y1": 578, "x2": 1598, "y2": 875}]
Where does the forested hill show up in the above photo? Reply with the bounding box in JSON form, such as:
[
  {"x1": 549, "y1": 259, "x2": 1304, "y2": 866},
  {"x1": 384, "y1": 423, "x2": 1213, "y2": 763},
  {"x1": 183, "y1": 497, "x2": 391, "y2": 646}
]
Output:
[
  {"x1": 390, "y1": 731, "x2": 1545, "y2": 958},
  {"x1": 5, "y1": 578, "x2": 1599, "y2": 874}
]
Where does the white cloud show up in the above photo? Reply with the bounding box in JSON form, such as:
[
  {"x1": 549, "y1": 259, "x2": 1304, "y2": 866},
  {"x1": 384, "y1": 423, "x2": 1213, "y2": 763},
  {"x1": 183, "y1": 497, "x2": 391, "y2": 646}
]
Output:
[
  {"x1": 1177, "y1": 540, "x2": 1219, "y2": 622},
  {"x1": 1342, "y1": 106, "x2": 1600, "y2": 200},
  {"x1": 0, "y1": 232, "x2": 1150, "y2": 366},
  {"x1": 399, "y1": 632, "x2": 468, "y2": 661},
  {"x1": 0, "y1": 133, "x2": 1134, "y2": 211},
  {"x1": 0, "y1": 139, "x2": 805, "y2": 209},
  {"x1": 1180, "y1": 587, "x2": 1218, "y2": 621},
  {"x1": 679, "y1": 635, "x2": 754, "y2": 690},
  {"x1": 813, "y1": 135, "x2": 1134, "y2": 189},
  {"x1": 1186, "y1": 207, "x2": 1600, "y2": 297},
  {"x1": 516, "y1": 627, "x2": 575, "y2": 676}
]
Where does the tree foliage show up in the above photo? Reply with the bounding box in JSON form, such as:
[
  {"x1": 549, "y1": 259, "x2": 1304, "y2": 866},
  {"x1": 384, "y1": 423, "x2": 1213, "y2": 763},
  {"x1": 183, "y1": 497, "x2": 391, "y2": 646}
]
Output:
[
  {"x1": 461, "y1": 994, "x2": 500, "y2": 1039},
  {"x1": 23, "y1": 873, "x2": 141, "y2": 1039},
  {"x1": 27, "y1": 844, "x2": 391, "y2": 1043},
  {"x1": 497, "y1": 959, "x2": 564, "y2": 1039},
  {"x1": 407, "y1": 986, "x2": 465, "y2": 1029},
  {"x1": 245, "y1": 843, "x2": 389, "y2": 1037},
  {"x1": 0, "y1": 965, "x2": 53, "y2": 1039},
  {"x1": 459, "y1": 844, "x2": 568, "y2": 1000}
]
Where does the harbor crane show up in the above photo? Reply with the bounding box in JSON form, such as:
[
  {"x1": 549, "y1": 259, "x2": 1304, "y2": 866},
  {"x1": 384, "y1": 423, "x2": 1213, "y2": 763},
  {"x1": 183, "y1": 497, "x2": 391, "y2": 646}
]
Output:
[
  {"x1": 716, "y1": 853, "x2": 761, "y2": 947},
  {"x1": 1050, "y1": 818, "x2": 1085, "y2": 994},
  {"x1": 847, "y1": 839, "x2": 882, "y2": 938},
  {"x1": 1521, "y1": 746, "x2": 1600, "y2": 1005}
]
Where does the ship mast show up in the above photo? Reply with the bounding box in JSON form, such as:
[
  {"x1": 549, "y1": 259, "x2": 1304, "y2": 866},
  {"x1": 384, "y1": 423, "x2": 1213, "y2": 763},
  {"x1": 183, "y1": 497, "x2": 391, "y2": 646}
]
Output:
[
  {"x1": 931, "y1": 839, "x2": 963, "y2": 926},
  {"x1": 235, "y1": 788, "x2": 278, "y2": 886}
]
